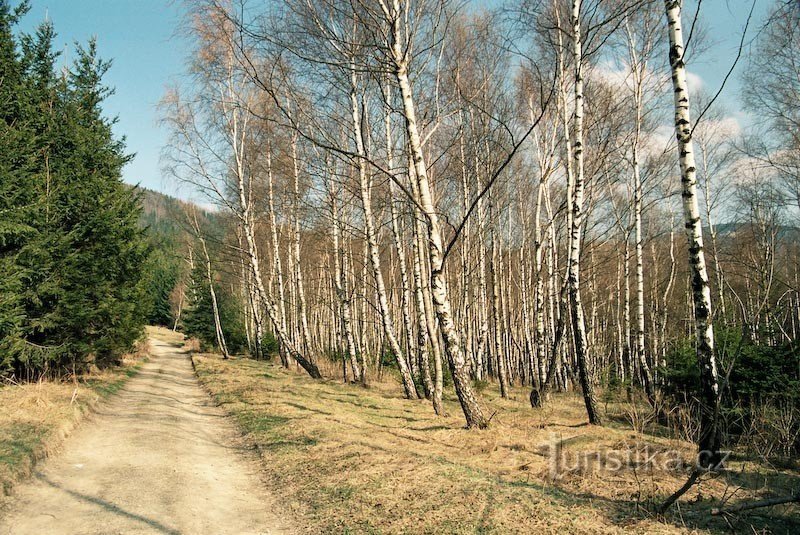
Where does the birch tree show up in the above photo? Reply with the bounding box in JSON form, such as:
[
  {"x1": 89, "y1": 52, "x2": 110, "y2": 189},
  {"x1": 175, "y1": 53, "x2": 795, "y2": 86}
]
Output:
[
  {"x1": 567, "y1": 0, "x2": 601, "y2": 425},
  {"x1": 663, "y1": 0, "x2": 721, "y2": 468}
]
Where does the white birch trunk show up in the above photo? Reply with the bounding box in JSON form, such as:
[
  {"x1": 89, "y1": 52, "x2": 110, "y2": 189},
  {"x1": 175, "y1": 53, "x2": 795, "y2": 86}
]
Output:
[
  {"x1": 331, "y1": 191, "x2": 362, "y2": 382},
  {"x1": 388, "y1": 1, "x2": 487, "y2": 427},
  {"x1": 350, "y1": 71, "x2": 419, "y2": 399},
  {"x1": 664, "y1": 0, "x2": 720, "y2": 464},
  {"x1": 266, "y1": 143, "x2": 289, "y2": 367},
  {"x1": 291, "y1": 133, "x2": 314, "y2": 356},
  {"x1": 568, "y1": 0, "x2": 601, "y2": 425}
]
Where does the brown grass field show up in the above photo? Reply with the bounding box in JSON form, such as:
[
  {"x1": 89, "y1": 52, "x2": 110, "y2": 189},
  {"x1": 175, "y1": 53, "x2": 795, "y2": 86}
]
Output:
[{"x1": 193, "y1": 352, "x2": 800, "y2": 534}]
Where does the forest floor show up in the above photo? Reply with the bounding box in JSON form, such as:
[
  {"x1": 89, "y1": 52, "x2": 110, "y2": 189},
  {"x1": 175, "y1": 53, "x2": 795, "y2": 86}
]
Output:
[
  {"x1": 0, "y1": 327, "x2": 292, "y2": 535},
  {"x1": 192, "y1": 352, "x2": 800, "y2": 534}
]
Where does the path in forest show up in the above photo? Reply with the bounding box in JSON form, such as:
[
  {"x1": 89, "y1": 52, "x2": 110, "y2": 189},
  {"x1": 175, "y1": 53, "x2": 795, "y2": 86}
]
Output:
[{"x1": 0, "y1": 328, "x2": 291, "y2": 535}]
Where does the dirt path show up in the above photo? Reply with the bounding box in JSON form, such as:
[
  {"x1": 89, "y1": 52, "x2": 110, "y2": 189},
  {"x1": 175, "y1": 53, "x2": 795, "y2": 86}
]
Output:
[{"x1": 0, "y1": 329, "x2": 292, "y2": 535}]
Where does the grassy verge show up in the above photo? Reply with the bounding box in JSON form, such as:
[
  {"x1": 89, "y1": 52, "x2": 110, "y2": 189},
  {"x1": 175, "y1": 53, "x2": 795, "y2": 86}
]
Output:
[
  {"x1": 193, "y1": 354, "x2": 800, "y2": 534},
  {"x1": 0, "y1": 333, "x2": 149, "y2": 498}
]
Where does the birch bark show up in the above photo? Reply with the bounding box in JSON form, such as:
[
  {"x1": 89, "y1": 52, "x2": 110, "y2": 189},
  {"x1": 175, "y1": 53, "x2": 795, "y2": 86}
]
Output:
[
  {"x1": 350, "y1": 70, "x2": 419, "y2": 399},
  {"x1": 664, "y1": 0, "x2": 721, "y2": 465},
  {"x1": 387, "y1": 0, "x2": 487, "y2": 427},
  {"x1": 568, "y1": 0, "x2": 601, "y2": 425},
  {"x1": 290, "y1": 132, "x2": 314, "y2": 356},
  {"x1": 266, "y1": 142, "x2": 289, "y2": 367},
  {"x1": 331, "y1": 187, "x2": 363, "y2": 383}
]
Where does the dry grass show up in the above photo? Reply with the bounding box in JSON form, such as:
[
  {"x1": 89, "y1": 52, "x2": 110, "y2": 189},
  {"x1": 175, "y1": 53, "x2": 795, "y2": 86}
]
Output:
[
  {"x1": 0, "y1": 329, "x2": 151, "y2": 499},
  {"x1": 193, "y1": 354, "x2": 800, "y2": 534}
]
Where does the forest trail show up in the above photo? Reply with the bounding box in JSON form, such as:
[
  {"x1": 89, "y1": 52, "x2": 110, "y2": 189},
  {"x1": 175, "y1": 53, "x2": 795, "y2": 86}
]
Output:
[{"x1": 0, "y1": 328, "x2": 291, "y2": 535}]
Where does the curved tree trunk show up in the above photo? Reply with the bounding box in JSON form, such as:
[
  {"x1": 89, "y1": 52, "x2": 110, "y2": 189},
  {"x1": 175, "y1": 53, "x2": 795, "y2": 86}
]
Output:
[{"x1": 388, "y1": 1, "x2": 487, "y2": 427}]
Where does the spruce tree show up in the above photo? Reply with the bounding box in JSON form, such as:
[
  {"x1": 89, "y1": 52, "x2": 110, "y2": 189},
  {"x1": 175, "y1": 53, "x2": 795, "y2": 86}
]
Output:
[
  {"x1": 183, "y1": 260, "x2": 246, "y2": 354},
  {"x1": 0, "y1": 1, "x2": 38, "y2": 373},
  {"x1": 1, "y1": 6, "x2": 150, "y2": 377}
]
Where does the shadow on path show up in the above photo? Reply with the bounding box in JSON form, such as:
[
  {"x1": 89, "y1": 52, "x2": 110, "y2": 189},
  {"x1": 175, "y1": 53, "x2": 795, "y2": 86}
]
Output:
[{"x1": 35, "y1": 474, "x2": 181, "y2": 535}]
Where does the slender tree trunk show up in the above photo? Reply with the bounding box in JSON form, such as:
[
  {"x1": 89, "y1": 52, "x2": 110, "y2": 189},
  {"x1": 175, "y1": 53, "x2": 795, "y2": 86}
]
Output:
[
  {"x1": 476, "y1": 196, "x2": 489, "y2": 381},
  {"x1": 331, "y1": 189, "x2": 362, "y2": 383},
  {"x1": 196, "y1": 226, "x2": 229, "y2": 359},
  {"x1": 266, "y1": 142, "x2": 289, "y2": 367},
  {"x1": 408, "y1": 149, "x2": 445, "y2": 413},
  {"x1": 411, "y1": 203, "x2": 443, "y2": 414},
  {"x1": 622, "y1": 235, "x2": 634, "y2": 395},
  {"x1": 350, "y1": 70, "x2": 418, "y2": 399},
  {"x1": 664, "y1": 0, "x2": 721, "y2": 466},
  {"x1": 625, "y1": 24, "x2": 656, "y2": 403},
  {"x1": 242, "y1": 212, "x2": 321, "y2": 378},
  {"x1": 633, "y1": 149, "x2": 655, "y2": 403},
  {"x1": 236, "y1": 132, "x2": 319, "y2": 377},
  {"x1": 491, "y1": 226, "x2": 510, "y2": 398},
  {"x1": 532, "y1": 6, "x2": 574, "y2": 408},
  {"x1": 388, "y1": 4, "x2": 487, "y2": 427},
  {"x1": 291, "y1": 132, "x2": 314, "y2": 357},
  {"x1": 533, "y1": 176, "x2": 548, "y2": 390},
  {"x1": 385, "y1": 84, "x2": 420, "y2": 389},
  {"x1": 699, "y1": 142, "x2": 727, "y2": 322},
  {"x1": 568, "y1": 0, "x2": 601, "y2": 425},
  {"x1": 173, "y1": 285, "x2": 184, "y2": 332}
]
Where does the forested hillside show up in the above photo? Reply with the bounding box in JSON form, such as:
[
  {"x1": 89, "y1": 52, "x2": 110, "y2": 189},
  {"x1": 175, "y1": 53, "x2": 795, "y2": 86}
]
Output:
[{"x1": 135, "y1": 187, "x2": 233, "y2": 345}]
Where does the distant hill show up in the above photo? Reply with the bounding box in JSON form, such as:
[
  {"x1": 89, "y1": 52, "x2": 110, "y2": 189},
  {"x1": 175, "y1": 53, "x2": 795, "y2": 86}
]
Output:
[
  {"x1": 136, "y1": 187, "x2": 216, "y2": 245},
  {"x1": 714, "y1": 222, "x2": 800, "y2": 242}
]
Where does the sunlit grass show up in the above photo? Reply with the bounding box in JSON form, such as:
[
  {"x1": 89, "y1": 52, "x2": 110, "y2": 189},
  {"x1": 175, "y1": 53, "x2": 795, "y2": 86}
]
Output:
[{"x1": 193, "y1": 353, "x2": 800, "y2": 534}]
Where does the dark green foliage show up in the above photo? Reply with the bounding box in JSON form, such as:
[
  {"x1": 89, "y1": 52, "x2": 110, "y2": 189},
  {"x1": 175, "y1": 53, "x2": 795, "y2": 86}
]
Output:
[
  {"x1": 662, "y1": 328, "x2": 800, "y2": 404},
  {"x1": 660, "y1": 337, "x2": 701, "y2": 402},
  {"x1": 138, "y1": 188, "x2": 215, "y2": 239},
  {"x1": 662, "y1": 327, "x2": 800, "y2": 455},
  {"x1": 139, "y1": 248, "x2": 179, "y2": 327},
  {"x1": 0, "y1": 4, "x2": 148, "y2": 378},
  {"x1": 182, "y1": 263, "x2": 247, "y2": 354},
  {"x1": 261, "y1": 331, "x2": 279, "y2": 357},
  {"x1": 135, "y1": 188, "x2": 220, "y2": 330},
  {"x1": 724, "y1": 337, "x2": 800, "y2": 404}
]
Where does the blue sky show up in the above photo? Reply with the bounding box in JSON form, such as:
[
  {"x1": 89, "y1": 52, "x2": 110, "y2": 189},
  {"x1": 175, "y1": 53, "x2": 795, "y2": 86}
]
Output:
[{"x1": 16, "y1": 0, "x2": 768, "y2": 199}]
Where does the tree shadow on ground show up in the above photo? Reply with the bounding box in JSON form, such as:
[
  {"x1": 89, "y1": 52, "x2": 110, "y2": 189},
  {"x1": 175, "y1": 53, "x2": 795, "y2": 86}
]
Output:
[{"x1": 35, "y1": 474, "x2": 181, "y2": 535}]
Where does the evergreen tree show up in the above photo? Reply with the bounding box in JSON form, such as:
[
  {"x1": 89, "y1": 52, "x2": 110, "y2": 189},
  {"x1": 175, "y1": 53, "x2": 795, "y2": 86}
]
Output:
[
  {"x1": 0, "y1": 5, "x2": 149, "y2": 377},
  {"x1": 183, "y1": 261, "x2": 246, "y2": 354},
  {"x1": 140, "y1": 247, "x2": 179, "y2": 326},
  {"x1": 0, "y1": 1, "x2": 40, "y2": 373}
]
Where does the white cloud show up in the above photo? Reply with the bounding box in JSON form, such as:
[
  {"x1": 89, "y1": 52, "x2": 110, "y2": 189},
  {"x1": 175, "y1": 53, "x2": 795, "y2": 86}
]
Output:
[
  {"x1": 686, "y1": 71, "x2": 704, "y2": 95},
  {"x1": 693, "y1": 115, "x2": 742, "y2": 144},
  {"x1": 593, "y1": 61, "x2": 634, "y2": 90}
]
